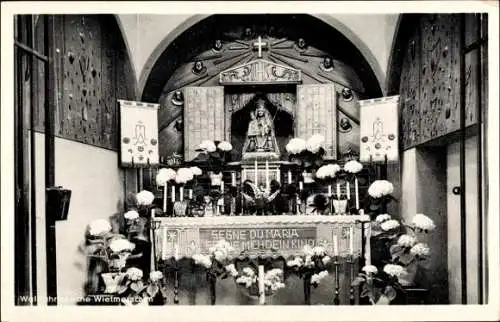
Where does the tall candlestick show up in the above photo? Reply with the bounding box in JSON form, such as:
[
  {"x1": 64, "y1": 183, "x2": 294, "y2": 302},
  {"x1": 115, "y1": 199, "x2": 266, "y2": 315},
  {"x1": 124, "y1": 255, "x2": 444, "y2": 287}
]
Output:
[
  {"x1": 336, "y1": 183, "x2": 341, "y2": 199},
  {"x1": 180, "y1": 187, "x2": 184, "y2": 202},
  {"x1": 163, "y1": 184, "x2": 168, "y2": 212},
  {"x1": 333, "y1": 235, "x2": 339, "y2": 256},
  {"x1": 299, "y1": 181, "x2": 303, "y2": 191},
  {"x1": 346, "y1": 182, "x2": 350, "y2": 200},
  {"x1": 265, "y1": 160, "x2": 269, "y2": 190},
  {"x1": 254, "y1": 160, "x2": 258, "y2": 185},
  {"x1": 150, "y1": 209, "x2": 156, "y2": 270},
  {"x1": 171, "y1": 185, "x2": 176, "y2": 202},
  {"x1": 355, "y1": 178, "x2": 359, "y2": 209},
  {"x1": 349, "y1": 226, "x2": 354, "y2": 255},
  {"x1": 231, "y1": 172, "x2": 236, "y2": 186},
  {"x1": 288, "y1": 170, "x2": 292, "y2": 184}
]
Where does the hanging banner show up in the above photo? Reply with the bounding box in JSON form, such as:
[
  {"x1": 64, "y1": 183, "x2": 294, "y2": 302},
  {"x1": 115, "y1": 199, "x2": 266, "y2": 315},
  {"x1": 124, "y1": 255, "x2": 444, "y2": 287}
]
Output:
[
  {"x1": 119, "y1": 99, "x2": 160, "y2": 167},
  {"x1": 359, "y1": 95, "x2": 399, "y2": 163}
]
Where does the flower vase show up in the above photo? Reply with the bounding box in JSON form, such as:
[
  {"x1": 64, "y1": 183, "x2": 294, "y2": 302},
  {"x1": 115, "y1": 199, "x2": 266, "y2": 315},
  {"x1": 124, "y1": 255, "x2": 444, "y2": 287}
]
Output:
[
  {"x1": 302, "y1": 172, "x2": 314, "y2": 184},
  {"x1": 209, "y1": 172, "x2": 223, "y2": 186},
  {"x1": 101, "y1": 272, "x2": 125, "y2": 294},
  {"x1": 332, "y1": 199, "x2": 348, "y2": 214},
  {"x1": 375, "y1": 294, "x2": 392, "y2": 305},
  {"x1": 173, "y1": 201, "x2": 188, "y2": 217}
]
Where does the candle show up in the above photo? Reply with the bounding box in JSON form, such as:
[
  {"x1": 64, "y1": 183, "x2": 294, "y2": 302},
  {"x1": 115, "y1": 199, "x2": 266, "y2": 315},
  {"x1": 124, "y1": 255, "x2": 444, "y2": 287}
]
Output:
[
  {"x1": 174, "y1": 244, "x2": 180, "y2": 261},
  {"x1": 328, "y1": 185, "x2": 332, "y2": 197},
  {"x1": 171, "y1": 185, "x2": 176, "y2": 202},
  {"x1": 242, "y1": 168, "x2": 247, "y2": 182},
  {"x1": 346, "y1": 182, "x2": 350, "y2": 200},
  {"x1": 355, "y1": 178, "x2": 359, "y2": 209},
  {"x1": 265, "y1": 160, "x2": 269, "y2": 190},
  {"x1": 276, "y1": 168, "x2": 281, "y2": 183},
  {"x1": 336, "y1": 183, "x2": 341, "y2": 199},
  {"x1": 162, "y1": 227, "x2": 167, "y2": 260},
  {"x1": 349, "y1": 226, "x2": 354, "y2": 255},
  {"x1": 163, "y1": 183, "x2": 167, "y2": 213},
  {"x1": 299, "y1": 181, "x2": 303, "y2": 191},
  {"x1": 231, "y1": 172, "x2": 236, "y2": 186},
  {"x1": 221, "y1": 180, "x2": 224, "y2": 193},
  {"x1": 258, "y1": 265, "x2": 265, "y2": 305},
  {"x1": 366, "y1": 224, "x2": 371, "y2": 265},
  {"x1": 254, "y1": 160, "x2": 258, "y2": 185},
  {"x1": 188, "y1": 189, "x2": 193, "y2": 199},
  {"x1": 333, "y1": 235, "x2": 339, "y2": 256},
  {"x1": 288, "y1": 170, "x2": 292, "y2": 184},
  {"x1": 180, "y1": 186, "x2": 184, "y2": 202}
]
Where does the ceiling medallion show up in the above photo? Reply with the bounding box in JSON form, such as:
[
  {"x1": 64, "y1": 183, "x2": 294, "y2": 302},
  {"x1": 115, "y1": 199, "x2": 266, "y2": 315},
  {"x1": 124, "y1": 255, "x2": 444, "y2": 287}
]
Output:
[{"x1": 320, "y1": 56, "x2": 334, "y2": 72}]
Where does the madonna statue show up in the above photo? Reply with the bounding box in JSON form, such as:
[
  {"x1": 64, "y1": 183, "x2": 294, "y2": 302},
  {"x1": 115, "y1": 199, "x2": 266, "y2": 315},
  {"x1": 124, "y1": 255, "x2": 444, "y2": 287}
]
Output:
[{"x1": 242, "y1": 98, "x2": 280, "y2": 157}]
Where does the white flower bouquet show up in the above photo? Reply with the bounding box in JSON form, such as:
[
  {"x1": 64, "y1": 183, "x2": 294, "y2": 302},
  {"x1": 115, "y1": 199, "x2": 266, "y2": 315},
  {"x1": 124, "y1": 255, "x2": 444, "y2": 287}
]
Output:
[
  {"x1": 366, "y1": 180, "x2": 396, "y2": 214},
  {"x1": 286, "y1": 244, "x2": 332, "y2": 287},
  {"x1": 156, "y1": 168, "x2": 177, "y2": 187},
  {"x1": 286, "y1": 135, "x2": 326, "y2": 172},
  {"x1": 235, "y1": 266, "x2": 286, "y2": 298},
  {"x1": 175, "y1": 167, "x2": 194, "y2": 184},
  {"x1": 193, "y1": 140, "x2": 233, "y2": 173},
  {"x1": 191, "y1": 239, "x2": 236, "y2": 279}
]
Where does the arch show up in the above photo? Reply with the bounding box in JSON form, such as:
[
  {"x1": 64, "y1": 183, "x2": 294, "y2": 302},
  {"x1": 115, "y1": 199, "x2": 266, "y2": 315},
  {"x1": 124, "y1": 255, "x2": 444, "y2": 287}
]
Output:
[
  {"x1": 137, "y1": 14, "x2": 384, "y2": 101},
  {"x1": 385, "y1": 14, "x2": 421, "y2": 96},
  {"x1": 112, "y1": 14, "x2": 139, "y2": 84}
]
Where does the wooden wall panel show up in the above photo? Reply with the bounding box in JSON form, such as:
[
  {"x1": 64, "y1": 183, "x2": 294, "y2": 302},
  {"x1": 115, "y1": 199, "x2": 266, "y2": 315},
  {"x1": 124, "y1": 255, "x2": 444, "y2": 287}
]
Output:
[
  {"x1": 419, "y1": 14, "x2": 461, "y2": 142},
  {"x1": 399, "y1": 26, "x2": 421, "y2": 149},
  {"x1": 296, "y1": 84, "x2": 337, "y2": 158},
  {"x1": 399, "y1": 14, "x2": 478, "y2": 150},
  {"x1": 43, "y1": 15, "x2": 135, "y2": 151},
  {"x1": 465, "y1": 49, "x2": 479, "y2": 127},
  {"x1": 183, "y1": 87, "x2": 224, "y2": 161}
]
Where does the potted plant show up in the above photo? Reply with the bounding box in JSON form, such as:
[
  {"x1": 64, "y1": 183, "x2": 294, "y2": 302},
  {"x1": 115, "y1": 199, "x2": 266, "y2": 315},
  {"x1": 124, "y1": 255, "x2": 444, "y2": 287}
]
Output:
[
  {"x1": 191, "y1": 239, "x2": 237, "y2": 304},
  {"x1": 286, "y1": 244, "x2": 331, "y2": 298},
  {"x1": 119, "y1": 268, "x2": 168, "y2": 306},
  {"x1": 193, "y1": 140, "x2": 233, "y2": 186},
  {"x1": 286, "y1": 135, "x2": 326, "y2": 183},
  {"x1": 352, "y1": 212, "x2": 435, "y2": 304},
  {"x1": 79, "y1": 219, "x2": 139, "y2": 294},
  {"x1": 234, "y1": 266, "x2": 286, "y2": 300}
]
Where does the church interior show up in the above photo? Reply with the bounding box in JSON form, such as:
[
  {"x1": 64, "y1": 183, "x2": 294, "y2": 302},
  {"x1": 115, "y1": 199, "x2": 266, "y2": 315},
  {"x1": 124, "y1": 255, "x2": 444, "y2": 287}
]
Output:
[{"x1": 9, "y1": 11, "x2": 495, "y2": 309}]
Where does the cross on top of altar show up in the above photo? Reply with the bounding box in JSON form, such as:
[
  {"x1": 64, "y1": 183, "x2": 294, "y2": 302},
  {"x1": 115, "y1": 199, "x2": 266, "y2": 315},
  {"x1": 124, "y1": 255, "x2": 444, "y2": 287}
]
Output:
[{"x1": 253, "y1": 36, "x2": 268, "y2": 58}]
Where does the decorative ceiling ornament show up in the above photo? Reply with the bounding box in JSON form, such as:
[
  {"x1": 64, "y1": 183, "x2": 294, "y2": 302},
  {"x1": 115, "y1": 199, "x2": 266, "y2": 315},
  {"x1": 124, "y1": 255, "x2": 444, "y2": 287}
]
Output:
[
  {"x1": 244, "y1": 27, "x2": 253, "y2": 39},
  {"x1": 320, "y1": 56, "x2": 334, "y2": 72},
  {"x1": 219, "y1": 59, "x2": 301, "y2": 85},
  {"x1": 339, "y1": 117, "x2": 353, "y2": 133},
  {"x1": 213, "y1": 39, "x2": 224, "y2": 52},
  {"x1": 192, "y1": 61, "x2": 206, "y2": 75},
  {"x1": 294, "y1": 38, "x2": 307, "y2": 51},
  {"x1": 341, "y1": 88, "x2": 353, "y2": 102},
  {"x1": 171, "y1": 90, "x2": 184, "y2": 106}
]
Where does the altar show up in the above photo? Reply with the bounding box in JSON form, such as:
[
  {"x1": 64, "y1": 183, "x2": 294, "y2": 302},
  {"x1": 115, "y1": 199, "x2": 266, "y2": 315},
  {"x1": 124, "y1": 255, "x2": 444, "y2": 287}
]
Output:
[{"x1": 83, "y1": 31, "x2": 402, "y2": 306}]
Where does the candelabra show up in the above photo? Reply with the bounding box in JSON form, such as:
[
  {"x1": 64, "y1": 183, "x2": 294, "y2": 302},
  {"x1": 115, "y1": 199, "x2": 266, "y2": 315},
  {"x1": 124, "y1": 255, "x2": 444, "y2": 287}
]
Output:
[{"x1": 333, "y1": 255, "x2": 340, "y2": 305}]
